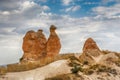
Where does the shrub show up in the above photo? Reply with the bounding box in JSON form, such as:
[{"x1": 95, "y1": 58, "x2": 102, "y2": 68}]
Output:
[
  {"x1": 87, "y1": 70, "x2": 94, "y2": 75},
  {"x1": 71, "y1": 65, "x2": 81, "y2": 74},
  {"x1": 109, "y1": 69, "x2": 117, "y2": 75},
  {"x1": 83, "y1": 61, "x2": 89, "y2": 65}
]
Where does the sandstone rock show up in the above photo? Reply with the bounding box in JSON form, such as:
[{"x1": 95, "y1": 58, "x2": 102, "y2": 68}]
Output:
[
  {"x1": 36, "y1": 29, "x2": 47, "y2": 57},
  {"x1": 46, "y1": 25, "x2": 61, "y2": 57},
  {"x1": 83, "y1": 38, "x2": 101, "y2": 57},
  {"x1": 100, "y1": 53, "x2": 119, "y2": 66},
  {"x1": 22, "y1": 29, "x2": 47, "y2": 61},
  {"x1": 79, "y1": 38, "x2": 102, "y2": 63}
]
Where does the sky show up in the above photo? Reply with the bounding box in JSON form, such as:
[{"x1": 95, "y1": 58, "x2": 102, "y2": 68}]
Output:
[{"x1": 0, "y1": 0, "x2": 120, "y2": 65}]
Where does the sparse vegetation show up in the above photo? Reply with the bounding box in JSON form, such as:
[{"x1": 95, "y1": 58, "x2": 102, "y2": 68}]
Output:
[
  {"x1": 0, "y1": 66, "x2": 7, "y2": 75},
  {"x1": 45, "y1": 73, "x2": 82, "y2": 80},
  {"x1": 83, "y1": 61, "x2": 89, "y2": 65},
  {"x1": 115, "y1": 59, "x2": 120, "y2": 67},
  {"x1": 0, "y1": 53, "x2": 76, "y2": 75},
  {"x1": 83, "y1": 64, "x2": 117, "y2": 75},
  {"x1": 71, "y1": 65, "x2": 81, "y2": 74}
]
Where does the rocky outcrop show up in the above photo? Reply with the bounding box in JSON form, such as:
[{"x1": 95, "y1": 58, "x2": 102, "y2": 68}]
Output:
[
  {"x1": 79, "y1": 38, "x2": 102, "y2": 63},
  {"x1": 22, "y1": 29, "x2": 47, "y2": 61},
  {"x1": 83, "y1": 38, "x2": 101, "y2": 57},
  {"x1": 46, "y1": 25, "x2": 61, "y2": 57},
  {"x1": 21, "y1": 25, "x2": 61, "y2": 61},
  {"x1": 100, "y1": 52, "x2": 119, "y2": 66},
  {"x1": 36, "y1": 29, "x2": 47, "y2": 57}
]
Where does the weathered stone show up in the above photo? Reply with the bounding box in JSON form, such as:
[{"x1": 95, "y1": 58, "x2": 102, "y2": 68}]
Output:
[
  {"x1": 46, "y1": 25, "x2": 61, "y2": 57},
  {"x1": 79, "y1": 38, "x2": 102, "y2": 63},
  {"x1": 22, "y1": 29, "x2": 47, "y2": 61},
  {"x1": 83, "y1": 38, "x2": 101, "y2": 57}
]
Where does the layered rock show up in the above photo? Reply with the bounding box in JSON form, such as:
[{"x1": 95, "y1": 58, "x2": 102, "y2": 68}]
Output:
[
  {"x1": 79, "y1": 38, "x2": 102, "y2": 63},
  {"x1": 46, "y1": 25, "x2": 61, "y2": 57},
  {"x1": 22, "y1": 29, "x2": 47, "y2": 61}
]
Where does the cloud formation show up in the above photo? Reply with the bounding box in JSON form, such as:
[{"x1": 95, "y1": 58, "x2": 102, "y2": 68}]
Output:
[
  {"x1": 65, "y1": 5, "x2": 81, "y2": 12},
  {"x1": 93, "y1": 3, "x2": 120, "y2": 19},
  {"x1": 62, "y1": 0, "x2": 73, "y2": 6}
]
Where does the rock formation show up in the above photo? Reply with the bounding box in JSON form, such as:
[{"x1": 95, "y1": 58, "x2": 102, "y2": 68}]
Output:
[
  {"x1": 83, "y1": 38, "x2": 101, "y2": 57},
  {"x1": 46, "y1": 25, "x2": 61, "y2": 57},
  {"x1": 21, "y1": 25, "x2": 61, "y2": 61},
  {"x1": 36, "y1": 29, "x2": 47, "y2": 57},
  {"x1": 79, "y1": 38, "x2": 102, "y2": 63},
  {"x1": 21, "y1": 29, "x2": 47, "y2": 61}
]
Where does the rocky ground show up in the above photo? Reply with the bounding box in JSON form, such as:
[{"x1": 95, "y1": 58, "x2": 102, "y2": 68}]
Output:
[
  {"x1": 0, "y1": 60, "x2": 71, "y2": 80},
  {"x1": 0, "y1": 52, "x2": 120, "y2": 80}
]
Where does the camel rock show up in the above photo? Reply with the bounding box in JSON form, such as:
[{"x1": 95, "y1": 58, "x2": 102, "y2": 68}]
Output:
[
  {"x1": 46, "y1": 25, "x2": 61, "y2": 57},
  {"x1": 21, "y1": 29, "x2": 47, "y2": 61}
]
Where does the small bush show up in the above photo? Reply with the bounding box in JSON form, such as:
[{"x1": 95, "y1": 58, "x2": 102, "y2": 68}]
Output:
[
  {"x1": 87, "y1": 70, "x2": 94, "y2": 75},
  {"x1": 83, "y1": 61, "x2": 89, "y2": 65},
  {"x1": 71, "y1": 65, "x2": 81, "y2": 74}
]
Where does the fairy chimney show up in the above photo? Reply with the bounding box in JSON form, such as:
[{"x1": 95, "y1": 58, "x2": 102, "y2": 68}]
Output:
[
  {"x1": 21, "y1": 29, "x2": 47, "y2": 61},
  {"x1": 36, "y1": 29, "x2": 47, "y2": 57},
  {"x1": 83, "y1": 38, "x2": 101, "y2": 57},
  {"x1": 79, "y1": 38, "x2": 102, "y2": 63},
  {"x1": 46, "y1": 25, "x2": 61, "y2": 57}
]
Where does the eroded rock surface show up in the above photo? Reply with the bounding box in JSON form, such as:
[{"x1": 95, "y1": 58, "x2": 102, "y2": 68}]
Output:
[
  {"x1": 46, "y1": 25, "x2": 61, "y2": 57},
  {"x1": 83, "y1": 38, "x2": 101, "y2": 57},
  {"x1": 79, "y1": 38, "x2": 102, "y2": 63},
  {"x1": 21, "y1": 25, "x2": 61, "y2": 61},
  {"x1": 22, "y1": 29, "x2": 47, "y2": 61}
]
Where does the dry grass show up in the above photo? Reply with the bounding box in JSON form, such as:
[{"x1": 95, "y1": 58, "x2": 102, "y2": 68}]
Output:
[{"x1": 45, "y1": 73, "x2": 82, "y2": 80}]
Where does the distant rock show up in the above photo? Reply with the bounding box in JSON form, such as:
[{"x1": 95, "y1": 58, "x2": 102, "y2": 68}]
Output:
[
  {"x1": 46, "y1": 25, "x2": 61, "y2": 57},
  {"x1": 21, "y1": 29, "x2": 47, "y2": 61},
  {"x1": 83, "y1": 38, "x2": 101, "y2": 57},
  {"x1": 79, "y1": 38, "x2": 102, "y2": 63}
]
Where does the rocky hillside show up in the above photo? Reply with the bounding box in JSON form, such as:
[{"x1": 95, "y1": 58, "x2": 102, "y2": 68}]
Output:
[
  {"x1": 21, "y1": 25, "x2": 61, "y2": 61},
  {"x1": 0, "y1": 26, "x2": 120, "y2": 80},
  {"x1": 46, "y1": 38, "x2": 120, "y2": 80},
  {"x1": 0, "y1": 51, "x2": 120, "y2": 80},
  {"x1": 0, "y1": 37, "x2": 120, "y2": 80}
]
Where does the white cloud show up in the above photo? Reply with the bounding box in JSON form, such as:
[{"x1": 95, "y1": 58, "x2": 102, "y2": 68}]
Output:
[
  {"x1": 20, "y1": 1, "x2": 36, "y2": 10},
  {"x1": 84, "y1": 2, "x2": 99, "y2": 5},
  {"x1": 62, "y1": 0, "x2": 72, "y2": 6},
  {"x1": 34, "y1": 0, "x2": 47, "y2": 3},
  {"x1": 65, "y1": 5, "x2": 81, "y2": 12},
  {"x1": 0, "y1": 11, "x2": 10, "y2": 15},
  {"x1": 102, "y1": 0, "x2": 120, "y2": 4},
  {"x1": 42, "y1": 5, "x2": 50, "y2": 11},
  {"x1": 92, "y1": 4, "x2": 120, "y2": 19},
  {"x1": 72, "y1": 5, "x2": 81, "y2": 11}
]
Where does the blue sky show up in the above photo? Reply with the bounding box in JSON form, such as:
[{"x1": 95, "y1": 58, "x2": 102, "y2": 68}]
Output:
[{"x1": 0, "y1": 0, "x2": 120, "y2": 65}]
